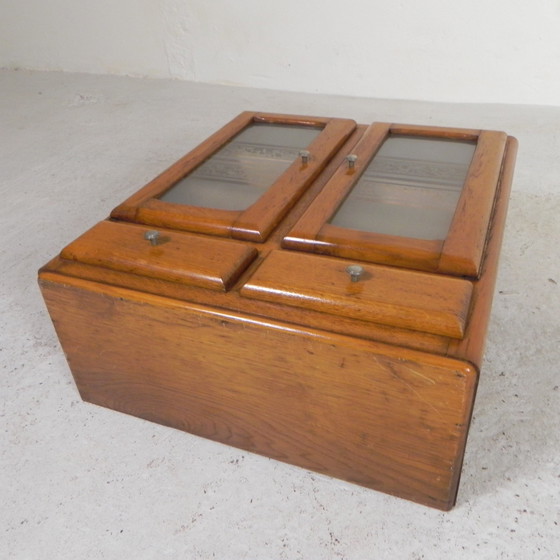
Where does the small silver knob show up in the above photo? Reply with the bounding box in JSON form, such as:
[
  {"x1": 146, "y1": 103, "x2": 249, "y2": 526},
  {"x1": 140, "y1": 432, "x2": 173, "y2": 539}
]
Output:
[
  {"x1": 299, "y1": 150, "x2": 311, "y2": 164},
  {"x1": 346, "y1": 264, "x2": 365, "y2": 282},
  {"x1": 144, "y1": 230, "x2": 160, "y2": 246},
  {"x1": 346, "y1": 154, "x2": 358, "y2": 169}
]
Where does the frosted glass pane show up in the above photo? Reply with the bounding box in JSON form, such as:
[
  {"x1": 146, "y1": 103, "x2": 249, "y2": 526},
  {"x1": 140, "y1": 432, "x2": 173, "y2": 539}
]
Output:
[
  {"x1": 329, "y1": 136, "x2": 476, "y2": 240},
  {"x1": 160, "y1": 123, "x2": 321, "y2": 211}
]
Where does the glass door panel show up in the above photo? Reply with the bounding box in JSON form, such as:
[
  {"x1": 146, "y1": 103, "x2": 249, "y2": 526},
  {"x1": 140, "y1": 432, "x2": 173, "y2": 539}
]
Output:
[
  {"x1": 160, "y1": 123, "x2": 321, "y2": 211},
  {"x1": 110, "y1": 112, "x2": 356, "y2": 242},
  {"x1": 329, "y1": 136, "x2": 476, "y2": 240},
  {"x1": 283, "y1": 122, "x2": 508, "y2": 276}
]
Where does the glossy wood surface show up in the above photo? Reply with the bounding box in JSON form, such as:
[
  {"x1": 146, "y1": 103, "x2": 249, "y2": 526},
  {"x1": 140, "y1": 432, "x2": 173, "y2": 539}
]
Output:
[
  {"x1": 42, "y1": 124, "x2": 455, "y2": 356},
  {"x1": 241, "y1": 250, "x2": 473, "y2": 338},
  {"x1": 438, "y1": 130, "x2": 507, "y2": 276},
  {"x1": 46, "y1": 253, "x2": 451, "y2": 355},
  {"x1": 284, "y1": 123, "x2": 506, "y2": 277},
  {"x1": 230, "y1": 117, "x2": 357, "y2": 241},
  {"x1": 61, "y1": 220, "x2": 257, "y2": 291},
  {"x1": 38, "y1": 112, "x2": 517, "y2": 509},
  {"x1": 111, "y1": 111, "x2": 255, "y2": 222},
  {"x1": 40, "y1": 274, "x2": 477, "y2": 510},
  {"x1": 112, "y1": 112, "x2": 356, "y2": 242},
  {"x1": 282, "y1": 123, "x2": 391, "y2": 241},
  {"x1": 447, "y1": 137, "x2": 518, "y2": 364}
]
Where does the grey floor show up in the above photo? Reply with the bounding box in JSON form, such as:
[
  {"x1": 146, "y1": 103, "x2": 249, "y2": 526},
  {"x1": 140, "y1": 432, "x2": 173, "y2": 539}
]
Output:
[{"x1": 1, "y1": 69, "x2": 559, "y2": 559}]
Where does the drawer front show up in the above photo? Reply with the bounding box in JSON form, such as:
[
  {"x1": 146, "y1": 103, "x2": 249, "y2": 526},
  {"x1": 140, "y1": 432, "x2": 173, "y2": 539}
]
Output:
[
  {"x1": 61, "y1": 220, "x2": 257, "y2": 291},
  {"x1": 240, "y1": 250, "x2": 473, "y2": 338}
]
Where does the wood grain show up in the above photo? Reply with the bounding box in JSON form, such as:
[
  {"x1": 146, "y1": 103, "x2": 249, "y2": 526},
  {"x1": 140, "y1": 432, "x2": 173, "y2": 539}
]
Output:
[
  {"x1": 38, "y1": 112, "x2": 517, "y2": 509},
  {"x1": 40, "y1": 274, "x2": 477, "y2": 510},
  {"x1": 110, "y1": 111, "x2": 255, "y2": 222},
  {"x1": 230, "y1": 118, "x2": 356, "y2": 241},
  {"x1": 284, "y1": 123, "x2": 390, "y2": 244},
  {"x1": 46, "y1": 253, "x2": 451, "y2": 355},
  {"x1": 112, "y1": 112, "x2": 356, "y2": 242},
  {"x1": 389, "y1": 123, "x2": 480, "y2": 140},
  {"x1": 61, "y1": 220, "x2": 257, "y2": 291},
  {"x1": 447, "y1": 136, "x2": 518, "y2": 364},
  {"x1": 241, "y1": 250, "x2": 473, "y2": 338},
  {"x1": 284, "y1": 124, "x2": 507, "y2": 278},
  {"x1": 438, "y1": 130, "x2": 508, "y2": 276}
]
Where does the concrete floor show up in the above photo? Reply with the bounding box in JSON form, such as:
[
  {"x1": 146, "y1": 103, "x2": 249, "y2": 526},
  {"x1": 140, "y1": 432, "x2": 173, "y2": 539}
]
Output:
[{"x1": 1, "y1": 69, "x2": 559, "y2": 559}]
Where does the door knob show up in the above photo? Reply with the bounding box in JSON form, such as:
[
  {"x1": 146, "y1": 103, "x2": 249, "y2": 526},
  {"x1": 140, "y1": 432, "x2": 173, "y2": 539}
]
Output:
[
  {"x1": 299, "y1": 150, "x2": 311, "y2": 164},
  {"x1": 144, "y1": 230, "x2": 160, "y2": 246},
  {"x1": 346, "y1": 265, "x2": 365, "y2": 282},
  {"x1": 345, "y1": 154, "x2": 358, "y2": 170}
]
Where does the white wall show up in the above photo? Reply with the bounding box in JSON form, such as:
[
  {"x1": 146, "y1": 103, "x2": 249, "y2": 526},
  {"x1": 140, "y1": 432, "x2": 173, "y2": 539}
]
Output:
[{"x1": 1, "y1": 0, "x2": 559, "y2": 106}]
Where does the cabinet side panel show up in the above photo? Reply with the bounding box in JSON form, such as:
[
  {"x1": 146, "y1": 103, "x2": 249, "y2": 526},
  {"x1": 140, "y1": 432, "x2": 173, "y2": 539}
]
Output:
[{"x1": 40, "y1": 277, "x2": 477, "y2": 510}]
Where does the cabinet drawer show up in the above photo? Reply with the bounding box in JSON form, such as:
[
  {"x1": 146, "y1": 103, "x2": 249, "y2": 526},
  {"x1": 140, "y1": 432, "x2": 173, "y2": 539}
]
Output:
[
  {"x1": 61, "y1": 220, "x2": 257, "y2": 291},
  {"x1": 240, "y1": 250, "x2": 473, "y2": 338}
]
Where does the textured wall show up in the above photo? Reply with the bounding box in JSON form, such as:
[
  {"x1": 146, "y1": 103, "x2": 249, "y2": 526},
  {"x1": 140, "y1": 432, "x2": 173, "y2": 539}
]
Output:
[{"x1": 1, "y1": 0, "x2": 559, "y2": 106}]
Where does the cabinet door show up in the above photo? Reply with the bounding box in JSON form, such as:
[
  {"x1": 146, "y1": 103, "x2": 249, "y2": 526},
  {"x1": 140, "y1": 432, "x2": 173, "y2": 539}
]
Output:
[
  {"x1": 283, "y1": 122, "x2": 514, "y2": 277},
  {"x1": 111, "y1": 112, "x2": 356, "y2": 242}
]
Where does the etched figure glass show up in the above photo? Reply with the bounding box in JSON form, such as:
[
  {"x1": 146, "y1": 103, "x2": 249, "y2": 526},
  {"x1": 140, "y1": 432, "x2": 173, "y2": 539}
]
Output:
[
  {"x1": 329, "y1": 136, "x2": 476, "y2": 240},
  {"x1": 160, "y1": 123, "x2": 321, "y2": 211}
]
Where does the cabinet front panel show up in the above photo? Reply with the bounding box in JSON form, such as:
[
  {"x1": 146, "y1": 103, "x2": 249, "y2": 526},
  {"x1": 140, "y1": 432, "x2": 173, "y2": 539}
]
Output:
[{"x1": 40, "y1": 277, "x2": 478, "y2": 510}]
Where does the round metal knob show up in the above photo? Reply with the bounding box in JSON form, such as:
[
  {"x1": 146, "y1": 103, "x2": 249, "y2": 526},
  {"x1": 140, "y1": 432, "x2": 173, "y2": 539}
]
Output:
[
  {"x1": 299, "y1": 150, "x2": 311, "y2": 164},
  {"x1": 346, "y1": 154, "x2": 358, "y2": 169},
  {"x1": 346, "y1": 264, "x2": 365, "y2": 282},
  {"x1": 144, "y1": 230, "x2": 160, "y2": 246}
]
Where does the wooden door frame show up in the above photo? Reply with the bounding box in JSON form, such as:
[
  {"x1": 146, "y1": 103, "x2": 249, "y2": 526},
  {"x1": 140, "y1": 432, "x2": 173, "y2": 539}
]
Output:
[
  {"x1": 111, "y1": 111, "x2": 356, "y2": 242},
  {"x1": 283, "y1": 122, "x2": 507, "y2": 277}
]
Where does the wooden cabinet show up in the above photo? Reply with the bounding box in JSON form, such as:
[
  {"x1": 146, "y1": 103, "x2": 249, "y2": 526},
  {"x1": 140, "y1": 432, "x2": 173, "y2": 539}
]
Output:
[{"x1": 38, "y1": 112, "x2": 518, "y2": 510}]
